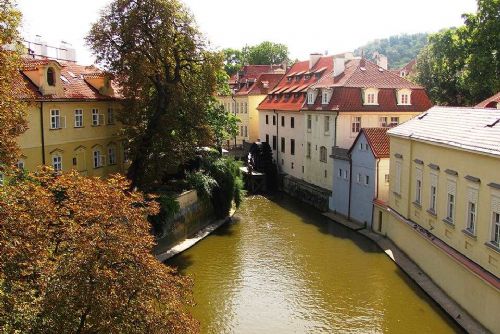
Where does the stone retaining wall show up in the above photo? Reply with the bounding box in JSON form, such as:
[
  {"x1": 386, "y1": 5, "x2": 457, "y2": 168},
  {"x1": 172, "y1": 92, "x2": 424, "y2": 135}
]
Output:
[{"x1": 282, "y1": 175, "x2": 332, "y2": 212}]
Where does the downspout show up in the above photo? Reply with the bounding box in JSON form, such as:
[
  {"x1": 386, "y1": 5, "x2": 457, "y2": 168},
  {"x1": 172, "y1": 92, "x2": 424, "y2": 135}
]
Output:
[
  {"x1": 274, "y1": 109, "x2": 279, "y2": 169},
  {"x1": 39, "y1": 101, "x2": 46, "y2": 165},
  {"x1": 333, "y1": 113, "x2": 338, "y2": 147},
  {"x1": 372, "y1": 158, "x2": 380, "y2": 231}
]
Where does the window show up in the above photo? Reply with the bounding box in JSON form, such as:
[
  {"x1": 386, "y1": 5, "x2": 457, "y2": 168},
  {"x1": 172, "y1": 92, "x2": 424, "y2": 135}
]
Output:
[
  {"x1": 390, "y1": 117, "x2": 399, "y2": 127},
  {"x1": 107, "y1": 108, "x2": 115, "y2": 125},
  {"x1": 74, "y1": 109, "x2": 83, "y2": 127},
  {"x1": 266, "y1": 115, "x2": 269, "y2": 124},
  {"x1": 367, "y1": 93, "x2": 375, "y2": 104},
  {"x1": 272, "y1": 115, "x2": 276, "y2": 125},
  {"x1": 324, "y1": 116, "x2": 330, "y2": 133},
  {"x1": 357, "y1": 173, "x2": 361, "y2": 183},
  {"x1": 429, "y1": 173, "x2": 437, "y2": 213},
  {"x1": 492, "y1": 210, "x2": 500, "y2": 247},
  {"x1": 324, "y1": 170, "x2": 327, "y2": 178},
  {"x1": 322, "y1": 91, "x2": 329, "y2": 104},
  {"x1": 92, "y1": 109, "x2": 100, "y2": 126},
  {"x1": 401, "y1": 94, "x2": 409, "y2": 104},
  {"x1": 236, "y1": 103, "x2": 239, "y2": 113},
  {"x1": 108, "y1": 146, "x2": 117, "y2": 165},
  {"x1": 363, "y1": 88, "x2": 379, "y2": 105},
  {"x1": 307, "y1": 115, "x2": 312, "y2": 130},
  {"x1": 467, "y1": 202, "x2": 477, "y2": 234},
  {"x1": 93, "y1": 149, "x2": 104, "y2": 168},
  {"x1": 306, "y1": 142, "x2": 311, "y2": 158},
  {"x1": 244, "y1": 126, "x2": 248, "y2": 138},
  {"x1": 291, "y1": 117, "x2": 295, "y2": 128},
  {"x1": 351, "y1": 117, "x2": 361, "y2": 133},
  {"x1": 291, "y1": 162, "x2": 294, "y2": 169},
  {"x1": 265, "y1": 134, "x2": 269, "y2": 143},
  {"x1": 50, "y1": 109, "x2": 61, "y2": 129},
  {"x1": 47, "y1": 67, "x2": 55, "y2": 86},
  {"x1": 466, "y1": 188, "x2": 478, "y2": 234},
  {"x1": 446, "y1": 181, "x2": 457, "y2": 223},
  {"x1": 385, "y1": 174, "x2": 390, "y2": 183},
  {"x1": 281, "y1": 137, "x2": 285, "y2": 153},
  {"x1": 52, "y1": 155, "x2": 62, "y2": 172},
  {"x1": 379, "y1": 116, "x2": 388, "y2": 127},
  {"x1": 307, "y1": 92, "x2": 314, "y2": 104},
  {"x1": 272, "y1": 136, "x2": 277, "y2": 150},
  {"x1": 290, "y1": 139, "x2": 295, "y2": 155},
  {"x1": 344, "y1": 170, "x2": 348, "y2": 180},
  {"x1": 281, "y1": 116, "x2": 285, "y2": 127},
  {"x1": 319, "y1": 146, "x2": 327, "y2": 162},
  {"x1": 415, "y1": 167, "x2": 422, "y2": 204},
  {"x1": 397, "y1": 89, "x2": 412, "y2": 105},
  {"x1": 338, "y1": 168, "x2": 342, "y2": 178},
  {"x1": 447, "y1": 194, "x2": 455, "y2": 222},
  {"x1": 365, "y1": 175, "x2": 370, "y2": 185}
]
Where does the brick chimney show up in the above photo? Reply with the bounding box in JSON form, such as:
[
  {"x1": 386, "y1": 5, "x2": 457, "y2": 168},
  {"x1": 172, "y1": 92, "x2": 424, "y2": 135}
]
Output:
[{"x1": 309, "y1": 53, "x2": 322, "y2": 69}]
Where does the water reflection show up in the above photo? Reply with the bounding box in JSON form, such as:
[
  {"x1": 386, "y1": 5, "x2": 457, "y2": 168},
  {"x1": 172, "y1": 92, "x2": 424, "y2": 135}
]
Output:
[{"x1": 168, "y1": 195, "x2": 461, "y2": 334}]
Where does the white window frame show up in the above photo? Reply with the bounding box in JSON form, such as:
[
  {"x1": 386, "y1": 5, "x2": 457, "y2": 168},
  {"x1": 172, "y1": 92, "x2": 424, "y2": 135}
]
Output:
[
  {"x1": 319, "y1": 146, "x2": 327, "y2": 163},
  {"x1": 50, "y1": 109, "x2": 61, "y2": 129},
  {"x1": 415, "y1": 167, "x2": 422, "y2": 205},
  {"x1": 446, "y1": 180, "x2": 457, "y2": 223},
  {"x1": 52, "y1": 154, "x2": 62, "y2": 172},
  {"x1": 324, "y1": 115, "x2": 330, "y2": 133},
  {"x1": 390, "y1": 117, "x2": 400, "y2": 127},
  {"x1": 397, "y1": 89, "x2": 412, "y2": 105},
  {"x1": 379, "y1": 116, "x2": 388, "y2": 127},
  {"x1": 74, "y1": 109, "x2": 83, "y2": 128},
  {"x1": 466, "y1": 187, "x2": 478, "y2": 235},
  {"x1": 92, "y1": 109, "x2": 100, "y2": 126},
  {"x1": 322, "y1": 90, "x2": 329, "y2": 104},
  {"x1": 363, "y1": 88, "x2": 379, "y2": 105},
  {"x1": 490, "y1": 196, "x2": 500, "y2": 246},
  {"x1": 429, "y1": 173, "x2": 438, "y2": 213},
  {"x1": 93, "y1": 149, "x2": 105, "y2": 169},
  {"x1": 351, "y1": 116, "x2": 361, "y2": 133}
]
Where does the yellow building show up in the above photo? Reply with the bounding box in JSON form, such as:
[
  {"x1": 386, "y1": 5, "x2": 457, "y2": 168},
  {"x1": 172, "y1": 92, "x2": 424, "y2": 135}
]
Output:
[
  {"x1": 13, "y1": 57, "x2": 126, "y2": 177},
  {"x1": 374, "y1": 106, "x2": 500, "y2": 333},
  {"x1": 218, "y1": 65, "x2": 283, "y2": 147}
]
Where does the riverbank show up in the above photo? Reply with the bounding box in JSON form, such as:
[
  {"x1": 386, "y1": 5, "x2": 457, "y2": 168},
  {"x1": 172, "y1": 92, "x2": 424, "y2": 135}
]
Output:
[
  {"x1": 156, "y1": 210, "x2": 234, "y2": 263},
  {"x1": 323, "y1": 211, "x2": 488, "y2": 334}
]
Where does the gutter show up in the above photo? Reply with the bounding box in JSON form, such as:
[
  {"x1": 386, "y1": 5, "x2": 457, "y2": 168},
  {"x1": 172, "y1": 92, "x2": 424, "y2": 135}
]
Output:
[
  {"x1": 231, "y1": 94, "x2": 237, "y2": 147},
  {"x1": 39, "y1": 101, "x2": 46, "y2": 164}
]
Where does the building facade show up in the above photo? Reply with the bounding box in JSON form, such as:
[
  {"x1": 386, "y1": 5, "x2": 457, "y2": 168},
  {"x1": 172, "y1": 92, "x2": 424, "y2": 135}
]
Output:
[
  {"x1": 377, "y1": 106, "x2": 500, "y2": 333},
  {"x1": 476, "y1": 91, "x2": 500, "y2": 109},
  {"x1": 218, "y1": 65, "x2": 283, "y2": 146},
  {"x1": 330, "y1": 128, "x2": 390, "y2": 228},
  {"x1": 13, "y1": 57, "x2": 126, "y2": 177}
]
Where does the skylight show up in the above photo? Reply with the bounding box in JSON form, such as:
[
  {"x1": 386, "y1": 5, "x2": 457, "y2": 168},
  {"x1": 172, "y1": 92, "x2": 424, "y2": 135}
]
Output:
[{"x1": 60, "y1": 75, "x2": 69, "y2": 83}]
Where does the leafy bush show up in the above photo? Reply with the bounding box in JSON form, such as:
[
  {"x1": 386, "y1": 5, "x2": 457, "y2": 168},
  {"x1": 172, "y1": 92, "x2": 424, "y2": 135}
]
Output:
[
  {"x1": 186, "y1": 171, "x2": 218, "y2": 200},
  {"x1": 149, "y1": 193, "x2": 180, "y2": 236}
]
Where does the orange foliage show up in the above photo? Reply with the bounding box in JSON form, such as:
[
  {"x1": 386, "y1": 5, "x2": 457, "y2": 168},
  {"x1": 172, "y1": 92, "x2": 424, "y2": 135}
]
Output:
[{"x1": 0, "y1": 168, "x2": 199, "y2": 333}]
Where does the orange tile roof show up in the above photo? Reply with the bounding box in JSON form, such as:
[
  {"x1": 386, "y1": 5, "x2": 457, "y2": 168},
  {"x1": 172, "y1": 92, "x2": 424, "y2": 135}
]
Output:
[
  {"x1": 475, "y1": 91, "x2": 500, "y2": 108},
  {"x1": 16, "y1": 57, "x2": 120, "y2": 101},
  {"x1": 356, "y1": 127, "x2": 390, "y2": 158}
]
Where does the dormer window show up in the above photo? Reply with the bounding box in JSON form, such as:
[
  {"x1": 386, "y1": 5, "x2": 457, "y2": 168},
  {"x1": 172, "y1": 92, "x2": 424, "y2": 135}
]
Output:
[
  {"x1": 397, "y1": 88, "x2": 412, "y2": 105},
  {"x1": 47, "y1": 67, "x2": 55, "y2": 86},
  {"x1": 321, "y1": 89, "x2": 331, "y2": 105},
  {"x1": 363, "y1": 88, "x2": 379, "y2": 105},
  {"x1": 307, "y1": 91, "x2": 314, "y2": 104}
]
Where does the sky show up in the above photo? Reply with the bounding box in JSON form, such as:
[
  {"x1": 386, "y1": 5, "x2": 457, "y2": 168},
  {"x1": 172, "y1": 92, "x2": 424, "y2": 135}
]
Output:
[{"x1": 17, "y1": 0, "x2": 478, "y2": 65}]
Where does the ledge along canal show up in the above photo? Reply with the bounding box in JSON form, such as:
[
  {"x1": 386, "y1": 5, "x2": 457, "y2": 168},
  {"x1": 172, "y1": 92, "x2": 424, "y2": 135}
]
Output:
[{"x1": 167, "y1": 195, "x2": 462, "y2": 333}]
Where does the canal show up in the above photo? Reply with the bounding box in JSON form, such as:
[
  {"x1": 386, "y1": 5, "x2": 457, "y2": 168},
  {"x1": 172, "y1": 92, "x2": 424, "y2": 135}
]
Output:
[{"x1": 167, "y1": 195, "x2": 461, "y2": 333}]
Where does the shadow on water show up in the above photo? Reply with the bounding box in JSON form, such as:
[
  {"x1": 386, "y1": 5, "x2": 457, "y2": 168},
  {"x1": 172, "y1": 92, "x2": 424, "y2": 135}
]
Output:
[
  {"x1": 266, "y1": 193, "x2": 382, "y2": 254},
  {"x1": 211, "y1": 218, "x2": 238, "y2": 237},
  {"x1": 166, "y1": 252, "x2": 194, "y2": 276}
]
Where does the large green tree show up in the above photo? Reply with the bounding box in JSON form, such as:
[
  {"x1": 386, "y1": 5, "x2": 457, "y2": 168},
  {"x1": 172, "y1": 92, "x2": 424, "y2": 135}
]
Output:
[
  {"x1": 86, "y1": 0, "x2": 223, "y2": 191},
  {"x1": 414, "y1": 0, "x2": 499, "y2": 105},
  {"x1": 206, "y1": 100, "x2": 239, "y2": 154},
  {"x1": 222, "y1": 41, "x2": 289, "y2": 76},
  {"x1": 0, "y1": 0, "x2": 28, "y2": 167}
]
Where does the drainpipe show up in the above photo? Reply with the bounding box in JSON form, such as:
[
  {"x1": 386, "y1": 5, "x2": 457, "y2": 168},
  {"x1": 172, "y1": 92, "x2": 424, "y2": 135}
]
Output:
[
  {"x1": 333, "y1": 113, "x2": 338, "y2": 147},
  {"x1": 39, "y1": 101, "x2": 46, "y2": 164},
  {"x1": 274, "y1": 109, "x2": 279, "y2": 170},
  {"x1": 372, "y1": 158, "x2": 380, "y2": 232}
]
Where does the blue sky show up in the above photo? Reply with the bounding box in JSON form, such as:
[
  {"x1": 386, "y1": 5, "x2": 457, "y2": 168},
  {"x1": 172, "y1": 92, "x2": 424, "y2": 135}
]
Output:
[{"x1": 18, "y1": 0, "x2": 478, "y2": 65}]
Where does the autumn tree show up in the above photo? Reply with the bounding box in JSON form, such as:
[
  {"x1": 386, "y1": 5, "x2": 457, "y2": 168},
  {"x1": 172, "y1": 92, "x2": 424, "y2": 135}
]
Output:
[
  {"x1": 0, "y1": 0, "x2": 28, "y2": 167},
  {"x1": 414, "y1": 0, "x2": 500, "y2": 105},
  {"x1": 0, "y1": 168, "x2": 198, "y2": 333},
  {"x1": 86, "y1": 0, "x2": 223, "y2": 191}
]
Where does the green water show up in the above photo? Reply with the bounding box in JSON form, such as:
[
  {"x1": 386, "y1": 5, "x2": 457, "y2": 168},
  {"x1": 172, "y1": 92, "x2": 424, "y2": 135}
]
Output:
[{"x1": 168, "y1": 195, "x2": 461, "y2": 333}]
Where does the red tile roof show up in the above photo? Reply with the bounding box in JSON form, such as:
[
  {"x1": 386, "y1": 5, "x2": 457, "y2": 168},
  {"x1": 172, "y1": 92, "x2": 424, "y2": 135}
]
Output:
[
  {"x1": 258, "y1": 56, "x2": 334, "y2": 111},
  {"x1": 475, "y1": 92, "x2": 500, "y2": 108},
  {"x1": 234, "y1": 72, "x2": 284, "y2": 96},
  {"x1": 229, "y1": 64, "x2": 284, "y2": 94},
  {"x1": 16, "y1": 57, "x2": 120, "y2": 101},
  {"x1": 349, "y1": 127, "x2": 390, "y2": 158},
  {"x1": 305, "y1": 58, "x2": 431, "y2": 112}
]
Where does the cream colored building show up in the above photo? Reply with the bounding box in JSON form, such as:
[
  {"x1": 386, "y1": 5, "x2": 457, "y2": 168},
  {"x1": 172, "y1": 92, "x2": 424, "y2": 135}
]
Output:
[
  {"x1": 11, "y1": 57, "x2": 126, "y2": 178},
  {"x1": 374, "y1": 106, "x2": 500, "y2": 333},
  {"x1": 219, "y1": 66, "x2": 283, "y2": 147}
]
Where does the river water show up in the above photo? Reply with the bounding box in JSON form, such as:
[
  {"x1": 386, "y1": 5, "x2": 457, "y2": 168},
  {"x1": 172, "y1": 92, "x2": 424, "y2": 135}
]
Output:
[{"x1": 167, "y1": 195, "x2": 461, "y2": 333}]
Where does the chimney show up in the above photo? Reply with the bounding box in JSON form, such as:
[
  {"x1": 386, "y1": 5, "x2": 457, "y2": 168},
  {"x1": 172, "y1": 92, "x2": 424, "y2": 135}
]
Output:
[
  {"x1": 333, "y1": 57, "x2": 345, "y2": 77},
  {"x1": 309, "y1": 53, "x2": 322, "y2": 69},
  {"x1": 59, "y1": 41, "x2": 77, "y2": 62},
  {"x1": 375, "y1": 53, "x2": 388, "y2": 70}
]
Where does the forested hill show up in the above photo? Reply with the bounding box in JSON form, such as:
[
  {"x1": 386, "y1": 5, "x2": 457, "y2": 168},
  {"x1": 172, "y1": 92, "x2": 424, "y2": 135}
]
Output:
[{"x1": 354, "y1": 33, "x2": 429, "y2": 69}]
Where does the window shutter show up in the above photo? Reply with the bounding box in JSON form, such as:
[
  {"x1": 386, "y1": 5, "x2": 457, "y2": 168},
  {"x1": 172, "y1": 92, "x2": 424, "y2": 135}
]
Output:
[
  {"x1": 447, "y1": 180, "x2": 456, "y2": 195},
  {"x1": 491, "y1": 196, "x2": 500, "y2": 213},
  {"x1": 468, "y1": 187, "x2": 478, "y2": 203},
  {"x1": 430, "y1": 173, "x2": 437, "y2": 186}
]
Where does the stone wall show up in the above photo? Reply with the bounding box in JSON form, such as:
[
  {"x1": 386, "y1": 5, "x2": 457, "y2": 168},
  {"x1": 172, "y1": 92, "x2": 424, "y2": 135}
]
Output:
[
  {"x1": 154, "y1": 190, "x2": 214, "y2": 255},
  {"x1": 282, "y1": 175, "x2": 332, "y2": 212}
]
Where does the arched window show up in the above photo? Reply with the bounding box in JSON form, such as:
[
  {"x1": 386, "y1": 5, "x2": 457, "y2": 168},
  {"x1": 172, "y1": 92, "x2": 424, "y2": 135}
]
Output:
[
  {"x1": 320, "y1": 146, "x2": 327, "y2": 163},
  {"x1": 47, "y1": 67, "x2": 55, "y2": 86}
]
